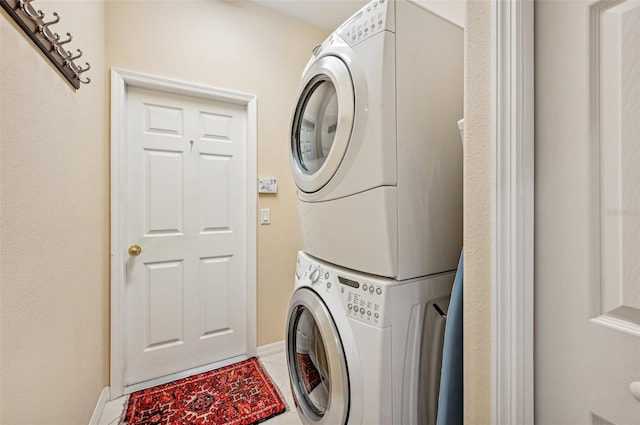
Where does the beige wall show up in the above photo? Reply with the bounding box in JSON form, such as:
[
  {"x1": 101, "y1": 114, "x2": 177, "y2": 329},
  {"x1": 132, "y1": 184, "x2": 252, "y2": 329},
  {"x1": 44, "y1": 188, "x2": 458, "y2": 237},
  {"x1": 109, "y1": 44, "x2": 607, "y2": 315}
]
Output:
[
  {"x1": 105, "y1": 1, "x2": 328, "y2": 347},
  {"x1": 0, "y1": 1, "x2": 108, "y2": 424},
  {"x1": 463, "y1": 0, "x2": 492, "y2": 423}
]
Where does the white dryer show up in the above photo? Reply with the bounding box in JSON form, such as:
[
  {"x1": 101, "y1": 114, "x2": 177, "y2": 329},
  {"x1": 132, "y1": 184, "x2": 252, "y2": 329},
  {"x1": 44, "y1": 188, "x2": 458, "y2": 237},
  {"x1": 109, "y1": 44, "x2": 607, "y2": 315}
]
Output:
[
  {"x1": 290, "y1": 0, "x2": 463, "y2": 280},
  {"x1": 287, "y1": 251, "x2": 453, "y2": 425}
]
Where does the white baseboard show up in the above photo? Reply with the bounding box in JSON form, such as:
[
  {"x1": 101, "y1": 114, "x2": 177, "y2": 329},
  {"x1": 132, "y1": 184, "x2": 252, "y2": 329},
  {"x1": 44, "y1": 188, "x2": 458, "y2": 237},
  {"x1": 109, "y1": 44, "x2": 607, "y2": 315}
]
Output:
[
  {"x1": 257, "y1": 340, "x2": 285, "y2": 357},
  {"x1": 89, "y1": 387, "x2": 110, "y2": 425}
]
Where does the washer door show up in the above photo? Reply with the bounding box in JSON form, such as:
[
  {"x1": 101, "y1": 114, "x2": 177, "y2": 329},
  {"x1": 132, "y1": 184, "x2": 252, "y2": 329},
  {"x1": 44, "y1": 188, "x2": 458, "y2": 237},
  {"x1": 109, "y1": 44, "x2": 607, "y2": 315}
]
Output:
[
  {"x1": 290, "y1": 55, "x2": 355, "y2": 194},
  {"x1": 286, "y1": 288, "x2": 349, "y2": 425}
]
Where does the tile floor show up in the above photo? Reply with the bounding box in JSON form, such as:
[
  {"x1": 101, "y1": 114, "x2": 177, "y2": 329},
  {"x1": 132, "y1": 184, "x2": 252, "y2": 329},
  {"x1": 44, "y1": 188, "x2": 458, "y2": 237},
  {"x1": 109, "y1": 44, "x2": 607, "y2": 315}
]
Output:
[{"x1": 98, "y1": 349, "x2": 302, "y2": 425}]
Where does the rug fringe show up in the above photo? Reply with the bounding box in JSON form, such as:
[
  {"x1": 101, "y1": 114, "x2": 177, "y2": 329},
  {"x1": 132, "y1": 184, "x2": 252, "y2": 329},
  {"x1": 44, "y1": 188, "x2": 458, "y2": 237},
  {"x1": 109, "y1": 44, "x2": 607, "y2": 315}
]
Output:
[
  {"x1": 256, "y1": 356, "x2": 294, "y2": 414},
  {"x1": 118, "y1": 394, "x2": 130, "y2": 425}
]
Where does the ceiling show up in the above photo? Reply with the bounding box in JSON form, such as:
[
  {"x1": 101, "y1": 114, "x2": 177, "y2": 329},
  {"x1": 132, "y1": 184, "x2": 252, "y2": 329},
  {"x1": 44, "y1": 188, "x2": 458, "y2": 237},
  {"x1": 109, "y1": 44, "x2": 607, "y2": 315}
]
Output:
[{"x1": 248, "y1": 0, "x2": 369, "y2": 31}]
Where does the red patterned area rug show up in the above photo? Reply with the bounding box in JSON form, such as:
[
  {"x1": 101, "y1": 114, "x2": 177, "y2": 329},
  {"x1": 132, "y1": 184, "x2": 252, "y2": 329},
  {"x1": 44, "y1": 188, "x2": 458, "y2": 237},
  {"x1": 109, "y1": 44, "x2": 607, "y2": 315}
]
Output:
[{"x1": 121, "y1": 357, "x2": 286, "y2": 425}]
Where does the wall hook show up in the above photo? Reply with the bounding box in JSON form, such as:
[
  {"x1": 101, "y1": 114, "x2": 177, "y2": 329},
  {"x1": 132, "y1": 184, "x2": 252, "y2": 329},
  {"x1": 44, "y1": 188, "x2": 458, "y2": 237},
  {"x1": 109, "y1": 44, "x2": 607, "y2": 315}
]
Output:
[
  {"x1": 76, "y1": 63, "x2": 91, "y2": 84},
  {"x1": 57, "y1": 32, "x2": 72, "y2": 46},
  {"x1": 19, "y1": 0, "x2": 43, "y2": 20},
  {"x1": 77, "y1": 62, "x2": 90, "y2": 74},
  {"x1": 54, "y1": 32, "x2": 72, "y2": 57},
  {"x1": 68, "y1": 49, "x2": 82, "y2": 61},
  {"x1": 39, "y1": 11, "x2": 59, "y2": 31},
  {"x1": 63, "y1": 48, "x2": 81, "y2": 70},
  {"x1": 39, "y1": 12, "x2": 60, "y2": 42},
  {"x1": 41, "y1": 11, "x2": 59, "y2": 28}
]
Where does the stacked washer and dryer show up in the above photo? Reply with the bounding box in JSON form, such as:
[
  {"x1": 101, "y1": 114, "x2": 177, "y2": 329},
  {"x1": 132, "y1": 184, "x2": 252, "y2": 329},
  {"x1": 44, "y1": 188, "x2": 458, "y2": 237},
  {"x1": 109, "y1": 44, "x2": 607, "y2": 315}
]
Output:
[{"x1": 285, "y1": 1, "x2": 463, "y2": 424}]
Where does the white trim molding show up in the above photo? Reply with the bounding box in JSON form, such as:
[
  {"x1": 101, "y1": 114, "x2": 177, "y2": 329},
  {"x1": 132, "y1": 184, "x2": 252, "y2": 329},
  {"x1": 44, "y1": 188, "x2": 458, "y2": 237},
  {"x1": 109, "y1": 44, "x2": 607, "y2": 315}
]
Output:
[
  {"x1": 109, "y1": 68, "x2": 258, "y2": 399},
  {"x1": 89, "y1": 387, "x2": 111, "y2": 425},
  {"x1": 491, "y1": 1, "x2": 535, "y2": 425}
]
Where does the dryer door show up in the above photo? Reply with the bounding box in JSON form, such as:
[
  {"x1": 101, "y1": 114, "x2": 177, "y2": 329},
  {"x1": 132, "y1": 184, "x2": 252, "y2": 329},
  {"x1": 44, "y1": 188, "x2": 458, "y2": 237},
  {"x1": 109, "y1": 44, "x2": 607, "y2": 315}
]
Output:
[
  {"x1": 290, "y1": 56, "x2": 355, "y2": 193},
  {"x1": 286, "y1": 288, "x2": 349, "y2": 425}
]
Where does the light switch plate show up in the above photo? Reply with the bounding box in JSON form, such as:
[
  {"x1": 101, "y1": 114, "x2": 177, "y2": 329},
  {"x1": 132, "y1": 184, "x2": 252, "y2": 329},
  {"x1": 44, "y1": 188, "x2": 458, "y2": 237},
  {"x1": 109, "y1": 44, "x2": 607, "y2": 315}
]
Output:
[{"x1": 260, "y1": 209, "x2": 271, "y2": 225}]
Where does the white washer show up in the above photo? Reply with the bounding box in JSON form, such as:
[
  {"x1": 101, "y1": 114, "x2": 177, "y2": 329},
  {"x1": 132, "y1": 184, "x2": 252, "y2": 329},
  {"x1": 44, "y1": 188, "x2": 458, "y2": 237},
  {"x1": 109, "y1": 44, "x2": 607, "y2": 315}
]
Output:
[
  {"x1": 290, "y1": 0, "x2": 464, "y2": 280},
  {"x1": 287, "y1": 251, "x2": 453, "y2": 425}
]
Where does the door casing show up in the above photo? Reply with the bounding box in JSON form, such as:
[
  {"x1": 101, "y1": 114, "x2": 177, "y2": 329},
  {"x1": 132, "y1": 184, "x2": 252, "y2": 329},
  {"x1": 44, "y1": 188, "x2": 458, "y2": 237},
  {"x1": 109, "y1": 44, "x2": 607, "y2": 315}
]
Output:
[
  {"x1": 109, "y1": 68, "x2": 257, "y2": 399},
  {"x1": 491, "y1": 1, "x2": 535, "y2": 424}
]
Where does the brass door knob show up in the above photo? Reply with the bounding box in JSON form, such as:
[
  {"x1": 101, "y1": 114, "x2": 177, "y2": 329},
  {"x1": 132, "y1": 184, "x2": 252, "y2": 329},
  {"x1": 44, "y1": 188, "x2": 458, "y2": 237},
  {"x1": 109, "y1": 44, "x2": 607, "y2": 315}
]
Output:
[{"x1": 128, "y1": 245, "x2": 142, "y2": 256}]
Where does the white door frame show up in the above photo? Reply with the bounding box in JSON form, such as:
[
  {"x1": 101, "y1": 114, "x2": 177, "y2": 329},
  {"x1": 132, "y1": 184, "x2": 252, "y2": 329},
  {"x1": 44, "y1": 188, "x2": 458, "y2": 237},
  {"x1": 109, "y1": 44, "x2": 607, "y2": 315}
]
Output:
[
  {"x1": 109, "y1": 68, "x2": 258, "y2": 399},
  {"x1": 491, "y1": 1, "x2": 535, "y2": 424}
]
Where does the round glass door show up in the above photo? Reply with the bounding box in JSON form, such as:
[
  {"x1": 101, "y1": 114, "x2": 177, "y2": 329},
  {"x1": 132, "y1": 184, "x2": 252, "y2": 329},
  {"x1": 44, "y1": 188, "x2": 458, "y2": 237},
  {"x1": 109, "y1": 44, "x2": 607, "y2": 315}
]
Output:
[
  {"x1": 286, "y1": 288, "x2": 349, "y2": 425},
  {"x1": 291, "y1": 306, "x2": 330, "y2": 416},
  {"x1": 295, "y1": 77, "x2": 339, "y2": 176},
  {"x1": 290, "y1": 56, "x2": 355, "y2": 194}
]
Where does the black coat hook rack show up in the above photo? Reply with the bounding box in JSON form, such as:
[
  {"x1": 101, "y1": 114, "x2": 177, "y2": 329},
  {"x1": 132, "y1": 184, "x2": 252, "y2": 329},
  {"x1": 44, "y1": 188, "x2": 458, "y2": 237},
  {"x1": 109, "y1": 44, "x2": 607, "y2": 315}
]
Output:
[{"x1": 0, "y1": 0, "x2": 91, "y2": 89}]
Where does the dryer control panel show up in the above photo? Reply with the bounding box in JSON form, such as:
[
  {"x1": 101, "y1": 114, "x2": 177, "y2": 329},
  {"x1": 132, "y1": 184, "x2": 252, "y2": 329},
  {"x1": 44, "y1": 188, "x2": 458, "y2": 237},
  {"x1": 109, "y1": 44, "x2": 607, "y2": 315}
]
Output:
[{"x1": 336, "y1": 0, "x2": 394, "y2": 46}]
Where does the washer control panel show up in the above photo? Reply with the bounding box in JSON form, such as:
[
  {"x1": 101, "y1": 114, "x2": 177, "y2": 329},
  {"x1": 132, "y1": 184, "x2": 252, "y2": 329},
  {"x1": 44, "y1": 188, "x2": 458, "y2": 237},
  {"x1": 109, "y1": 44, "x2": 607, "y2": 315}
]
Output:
[
  {"x1": 300, "y1": 263, "x2": 334, "y2": 290},
  {"x1": 336, "y1": 0, "x2": 392, "y2": 46},
  {"x1": 295, "y1": 252, "x2": 390, "y2": 328},
  {"x1": 337, "y1": 275, "x2": 388, "y2": 327}
]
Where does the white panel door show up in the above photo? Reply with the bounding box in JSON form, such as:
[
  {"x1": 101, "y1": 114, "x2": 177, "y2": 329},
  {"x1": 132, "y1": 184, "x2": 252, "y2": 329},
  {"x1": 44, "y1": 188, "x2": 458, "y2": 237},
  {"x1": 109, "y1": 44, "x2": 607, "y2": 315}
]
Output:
[
  {"x1": 125, "y1": 86, "x2": 248, "y2": 386},
  {"x1": 536, "y1": 1, "x2": 640, "y2": 423}
]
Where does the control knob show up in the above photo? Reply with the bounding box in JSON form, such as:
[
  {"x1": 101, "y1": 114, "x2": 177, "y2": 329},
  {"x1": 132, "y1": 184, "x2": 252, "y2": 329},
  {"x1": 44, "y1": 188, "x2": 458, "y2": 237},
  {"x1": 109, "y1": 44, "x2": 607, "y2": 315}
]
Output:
[{"x1": 309, "y1": 268, "x2": 321, "y2": 284}]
